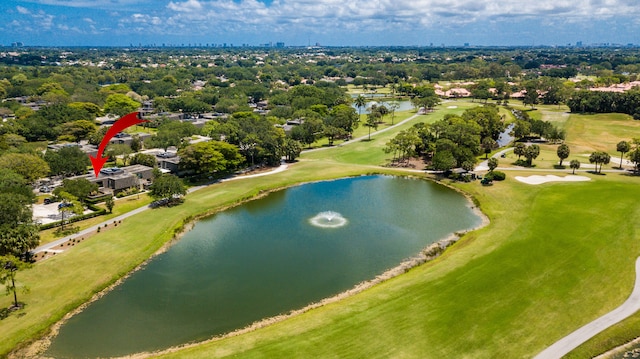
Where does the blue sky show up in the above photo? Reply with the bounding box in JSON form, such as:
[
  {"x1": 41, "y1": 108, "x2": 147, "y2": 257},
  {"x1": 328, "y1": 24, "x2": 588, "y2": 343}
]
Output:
[{"x1": 1, "y1": 0, "x2": 639, "y2": 47}]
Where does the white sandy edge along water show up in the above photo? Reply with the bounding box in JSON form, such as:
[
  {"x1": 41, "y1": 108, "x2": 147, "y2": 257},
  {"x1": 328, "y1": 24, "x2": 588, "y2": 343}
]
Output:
[{"x1": 515, "y1": 175, "x2": 591, "y2": 185}]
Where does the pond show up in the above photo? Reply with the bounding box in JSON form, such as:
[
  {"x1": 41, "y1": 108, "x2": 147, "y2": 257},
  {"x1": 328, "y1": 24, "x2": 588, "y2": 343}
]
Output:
[
  {"x1": 46, "y1": 175, "x2": 481, "y2": 358},
  {"x1": 351, "y1": 100, "x2": 414, "y2": 114}
]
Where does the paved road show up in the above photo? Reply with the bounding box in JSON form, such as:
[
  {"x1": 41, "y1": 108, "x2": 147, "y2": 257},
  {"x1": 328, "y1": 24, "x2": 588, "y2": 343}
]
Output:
[
  {"x1": 534, "y1": 257, "x2": 640, "y2": 359},
  {"x1": 303, "y1": 112, "x2": 423, "y2": 153},
  {"x1": 33, "y1": 163, "x2": 289, "y2": 254},
  {"x1": 475, "y1": 147, "x2": 514, "y2": 171}
]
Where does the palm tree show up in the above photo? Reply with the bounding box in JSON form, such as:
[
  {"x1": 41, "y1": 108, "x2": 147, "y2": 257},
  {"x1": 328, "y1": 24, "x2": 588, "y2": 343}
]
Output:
[
  {"x1": 617, "y1": 140, "x2": 631, "y2": 168},
  {"x1": 355, "y1": 95, "x2": 366, "y2": 118},
  {"x1": 570, "y1": 160, "x2": 581, "y2": 174}
]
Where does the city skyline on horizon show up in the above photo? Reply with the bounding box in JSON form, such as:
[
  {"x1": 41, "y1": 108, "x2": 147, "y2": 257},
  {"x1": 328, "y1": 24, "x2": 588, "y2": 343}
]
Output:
[{"x1": 1, "y1": 0, "x2": 639, "y2": 48}]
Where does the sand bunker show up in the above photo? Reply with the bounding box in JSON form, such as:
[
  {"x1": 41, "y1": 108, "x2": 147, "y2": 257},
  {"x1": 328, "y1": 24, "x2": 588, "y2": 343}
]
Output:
[
  {"x1": 446, "y1": 105, "x2": 458, "y2": 109},
  {"x1": 515, "y1": 175, "x2": 591, "y2": 185}
]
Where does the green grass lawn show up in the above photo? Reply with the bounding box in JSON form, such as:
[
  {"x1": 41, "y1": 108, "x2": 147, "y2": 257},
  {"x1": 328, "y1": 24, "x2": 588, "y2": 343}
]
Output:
[
  {"x1": 345, "y1": 84, "x2": 392, "y2": 95},
  {"x1": 155, "y1": 172, "x2": 640, "y2": 359},
  {"x1": 3, "y1": 104, "x2": 640, "y2": 359},
  {"x1": 565, "y1": 113, "x2": 640, "y2": 154},
  {"x1": 493, "y1": 107, "x2": 636, "y2": 172}
]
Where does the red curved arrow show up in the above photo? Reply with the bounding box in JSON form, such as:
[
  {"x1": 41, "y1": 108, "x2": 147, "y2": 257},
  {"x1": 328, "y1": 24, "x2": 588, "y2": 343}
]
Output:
[{"x1": 90, "y1": 112, "x2": 149, "y2": 177}]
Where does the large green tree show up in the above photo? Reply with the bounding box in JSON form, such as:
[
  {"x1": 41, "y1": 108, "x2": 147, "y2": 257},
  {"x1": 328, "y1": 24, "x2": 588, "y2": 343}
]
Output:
[
  {"x1": 0, "y1": 194, "x2": 39, "y2": 256},
  {"x1": 54, "y1": 178, "x2": 98, "y2": 203},
  {"x1": 56, "y1": 120, "x2": 97, "y2": 142},
  {"x1": 103, "y1": 94, "x2": 141, "y2": 117},
  {"x1": 178, "y1": 141, "x2": 244, "y2": 175},
  {"x1": 44, "y1": 146, "x2": 90, "y2": 177},
  {"x1": 149, "y1": 174, "x2": 186, "y2": 205},
  {"x1": 462, "y1": 105, "x2": 505, "y2": 141},
  {"x1": 290, "y1": 117, "x2": 324, "y2": 148},
  {"x1": 212, "y1": 112, "x2": 285, "y2": 166},
  {"x1": 0, "y1": 153, "x2": 50, "y2": 183},
  {"x1": 514, "y1": 142, "x2": 527, "y2": 159},
  {"x1": 130, "y1": 153, "x2": 157, "y2": 167},
  {"x1": 432, "y1": 151, "x2": 457, "y2": 172},
  {"x1": 384, "y1": 128, "x2": 421, "y2": 165},
  {"x1": 0, "y1": 169, "x2": 38, "y2": 256},
  {"x1": 0, "y1": 168, "x2": 34, "y2": 202},
  {"x1": 150, "y1": 121, "x2": 199, "y2": 151},
  {"x1": 325, "y1": 104, "x2": 359, "y2": 136},
  {"x1": 282, "y1": 138, "x2": 302, "y2": 162},
  {"x1": 19, "y1": 104, "x2": 92, "y2": 141}
]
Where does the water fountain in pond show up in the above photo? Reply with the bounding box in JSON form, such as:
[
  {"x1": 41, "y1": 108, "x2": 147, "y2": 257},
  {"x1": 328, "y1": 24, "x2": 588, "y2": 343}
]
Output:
[{"x1": 309, "y1": 211, "x2": 348, "y2": 228}]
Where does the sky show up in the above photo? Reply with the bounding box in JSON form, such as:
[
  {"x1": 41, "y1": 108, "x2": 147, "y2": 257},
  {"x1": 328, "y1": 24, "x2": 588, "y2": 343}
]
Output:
[{"x1": 1, "y1": 0, "x2": 639, "y2": 47}]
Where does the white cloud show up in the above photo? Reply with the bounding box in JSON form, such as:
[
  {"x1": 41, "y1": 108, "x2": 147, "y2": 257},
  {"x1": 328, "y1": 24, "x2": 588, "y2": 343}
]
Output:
[
  {"x1": 167, "y1": 0, "x2": 203, "y2": 12},
  {"x1": 16, "y1": 6, "x2": 31, "y2": 15},
  {"x1": 152, "y1": 0, "x2": 640, "y2": 36},
  {"x1": 23, "y1": 0, "x2": 153, "y2": 10},
  {"x1": 18, "y1": 0, "x2": 638, "y2": 44}
]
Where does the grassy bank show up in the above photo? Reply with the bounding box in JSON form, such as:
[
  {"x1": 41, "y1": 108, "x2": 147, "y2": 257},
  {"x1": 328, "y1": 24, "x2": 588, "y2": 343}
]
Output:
[
  {"x1": 0, "y1": 161, "x2": 405, "y2": 357},
  {"x1": 2, "y1": 102, "x2": 640, "y2": 358},
  {"x1": 156, "y1": 172, "x2": 640, "y2": 358}
]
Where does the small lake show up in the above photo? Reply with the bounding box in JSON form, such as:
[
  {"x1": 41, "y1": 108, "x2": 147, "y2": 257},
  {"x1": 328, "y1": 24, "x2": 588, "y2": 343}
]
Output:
[
  {"x1": 351, "y1": 100, "x2": 414, "y2": 114},
  {"x1": 47, "y1": 175, "x2": 481, "y2": 358}
]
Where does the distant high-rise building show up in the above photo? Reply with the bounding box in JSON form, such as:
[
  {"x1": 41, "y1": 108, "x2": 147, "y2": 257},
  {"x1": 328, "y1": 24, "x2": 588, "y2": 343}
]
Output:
[
  {"x1": 276, "y1": 42, "x2": 285, "y2": 48},
  {"x1": 576, "y1": 41, "x2": 583, "y2": 47}
]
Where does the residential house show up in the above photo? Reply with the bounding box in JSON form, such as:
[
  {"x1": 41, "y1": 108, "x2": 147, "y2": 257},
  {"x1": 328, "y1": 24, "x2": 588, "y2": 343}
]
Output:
[
  {"x1": 154, "y1": 151, "x2": 181, "y2": 173},
  {"x1": 108, "y1": 132, "x2": 152, "y2": 146},
  {"x1": 69, "y1": 164, "x2": 154, "y2": 194},
  {"x1": 47, "y1": 142, "x2": 99, "y2": 158}
]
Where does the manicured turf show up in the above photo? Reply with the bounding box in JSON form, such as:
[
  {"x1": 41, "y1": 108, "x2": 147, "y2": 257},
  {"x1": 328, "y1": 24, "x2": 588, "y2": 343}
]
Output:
[
  {"x1": 566, "y1": 113, "x2": 640, "y2": 154},
  {"x1": 2, "y1": 103, "x2": 640, "y2": 359},
  {"x1": 156, "y1": 172, "x2": 640, "y2": 359}
]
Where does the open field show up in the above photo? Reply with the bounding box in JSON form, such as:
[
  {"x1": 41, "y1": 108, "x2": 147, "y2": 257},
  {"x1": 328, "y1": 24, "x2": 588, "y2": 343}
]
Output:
[
  {"x1": 565, "y1": 113, "x2": 640, "y2": 154},
  {"x1": 496, "y1": 108, "x2": 639, "y2": 171},
  {"x1": 345, "y1": 84, "x2": 392, "y2": 95},
  {"x1": 3, "y1": 104, "x2": 640, "y2": 358}
]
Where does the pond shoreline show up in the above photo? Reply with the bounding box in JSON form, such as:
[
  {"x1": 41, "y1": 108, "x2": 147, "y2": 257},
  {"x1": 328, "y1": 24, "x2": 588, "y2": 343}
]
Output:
[{"x1": 19, "y1": 174, "x2": 489, "y2": 359}]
